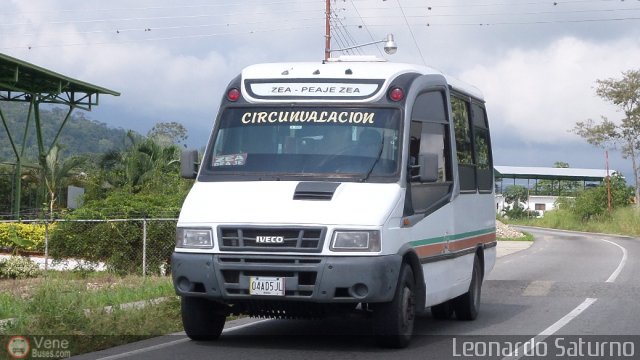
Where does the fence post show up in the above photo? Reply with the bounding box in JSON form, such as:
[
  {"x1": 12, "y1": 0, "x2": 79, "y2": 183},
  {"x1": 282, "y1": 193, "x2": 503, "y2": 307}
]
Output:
[
  {"x1": 142, "y1": 218, "x2": 147, "y2": 278},
  {"x1": 44, "y1": 220, "x2": 49, "y2": 273}
]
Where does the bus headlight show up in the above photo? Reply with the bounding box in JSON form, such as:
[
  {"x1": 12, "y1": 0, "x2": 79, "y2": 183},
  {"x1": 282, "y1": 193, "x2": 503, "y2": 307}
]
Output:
[
  {"x1": 330, "y1": 230, "x2": 380, "y2": 252},
  {"x1": 176, "y1": 228, "x2": 213, "y2": 248}
]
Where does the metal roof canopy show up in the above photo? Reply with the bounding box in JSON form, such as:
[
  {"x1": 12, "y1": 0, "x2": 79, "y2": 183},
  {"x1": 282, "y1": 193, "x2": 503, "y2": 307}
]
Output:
[
  {"x1": 494, "y1": 166, "x2": 610, "y2": 182},
  {"x1": 0, "y1": 52, "x2": 119, "y2": 219}
]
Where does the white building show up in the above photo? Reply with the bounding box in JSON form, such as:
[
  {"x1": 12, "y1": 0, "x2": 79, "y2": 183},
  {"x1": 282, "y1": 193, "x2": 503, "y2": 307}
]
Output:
[{"x1": 494, "y1": 166, "x2": 611, "y2": 215}]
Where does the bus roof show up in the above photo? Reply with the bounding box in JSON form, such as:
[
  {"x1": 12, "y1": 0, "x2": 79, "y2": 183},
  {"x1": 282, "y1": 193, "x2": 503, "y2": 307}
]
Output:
[{"x1": 241, "y1": 57, "x2": 484, "y2": 101}]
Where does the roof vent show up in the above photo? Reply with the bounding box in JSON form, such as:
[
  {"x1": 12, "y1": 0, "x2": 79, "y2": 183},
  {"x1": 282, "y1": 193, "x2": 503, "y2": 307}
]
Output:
[{"x1": 293, "y1": 182, "x2": 340, "y2": 201}]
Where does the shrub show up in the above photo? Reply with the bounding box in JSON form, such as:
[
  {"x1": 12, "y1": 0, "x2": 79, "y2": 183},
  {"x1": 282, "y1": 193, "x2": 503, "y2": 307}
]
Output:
[
  {"x1": 0, "y1": 256, "x2": 41, "y2": 279},
  {"x1": 49, "y1": 219, "x2": 176, "y2": 275},
  {"x1": 0, "y1": 223, "x2": 54, "y2": 252},
  {"x1": 502, "y1": 204, "x2": 539, "y2": 220},
  {"x1": 48, "y1": 189, "x2": 181, "y2": 275},
  {"x1": 571, "y1": 174, "x2": 633, "y2": 221}
]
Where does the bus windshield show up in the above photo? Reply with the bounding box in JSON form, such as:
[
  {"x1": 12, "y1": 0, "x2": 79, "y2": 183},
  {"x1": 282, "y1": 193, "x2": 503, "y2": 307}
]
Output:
[{"x1": 201, "y1": 107, "x2": 401, "y2": 181}]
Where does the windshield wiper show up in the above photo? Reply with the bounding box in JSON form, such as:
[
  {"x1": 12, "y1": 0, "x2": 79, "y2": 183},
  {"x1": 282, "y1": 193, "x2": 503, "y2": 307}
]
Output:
[{"x1": 361, "y1": 136, "x2": 385, "y2": 182}]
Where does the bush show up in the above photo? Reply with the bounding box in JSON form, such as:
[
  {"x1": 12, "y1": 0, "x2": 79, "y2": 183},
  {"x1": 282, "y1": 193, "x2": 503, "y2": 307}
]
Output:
[
  {"x1": 49, "y1": 219, "x2": 176, "y2": 275},
  {"x1": 48, "y1": 189, "x2": 181, "y2": 275},
  {"x1": 571, "y1": 174, "x2": 633, "y2": 221},
  {"x1": 0, "y1": 256, "x2": 41, "y2": 279},
  {"x1": 502, "y1": 204, "x2": 539, "y2": 220},
  {"x1": 0, "y1": 223, "x2": 54, "y2": 252}
]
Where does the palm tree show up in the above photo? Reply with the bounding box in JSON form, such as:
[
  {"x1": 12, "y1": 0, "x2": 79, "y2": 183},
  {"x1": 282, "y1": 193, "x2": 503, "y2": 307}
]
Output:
[
  {"x1": 41, "y1": 144, "x2": 85, "y2": 219},
  {"x1": 97, "y1": 132, "x2": 180, "y2": 193}
]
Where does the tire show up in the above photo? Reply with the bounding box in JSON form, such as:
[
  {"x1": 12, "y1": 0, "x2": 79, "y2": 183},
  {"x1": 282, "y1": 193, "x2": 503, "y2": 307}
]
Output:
[
  {"x1": 374, "y1": 264, "x2": 416, "y2": 348},
  {"x1": 181, "y1": 296, "x2": 227, "y2": 341},
  {"x1": 453, "y1": 255, "x2": 482, "y2": 321},
  {"x1": 431, "y1": 300, "x2": 454, "y2": 320}
]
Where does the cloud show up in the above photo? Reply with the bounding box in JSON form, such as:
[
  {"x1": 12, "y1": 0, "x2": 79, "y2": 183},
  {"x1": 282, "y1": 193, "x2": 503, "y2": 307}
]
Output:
[{"x1": 459, "y1": 36, "x2": 640, "y2": 144}]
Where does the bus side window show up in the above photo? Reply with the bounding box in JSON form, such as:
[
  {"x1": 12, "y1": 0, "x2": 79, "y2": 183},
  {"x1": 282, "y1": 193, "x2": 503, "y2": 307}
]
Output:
[
  {"x1": 408, "y1": 91, "x2": 453, "y2": 214},
  {"x1": 452, "y1": 96, "x2": 476, "y2": 192},
  {"x1": 472, "y1": 103, "x2": 493, "y2": 192}
]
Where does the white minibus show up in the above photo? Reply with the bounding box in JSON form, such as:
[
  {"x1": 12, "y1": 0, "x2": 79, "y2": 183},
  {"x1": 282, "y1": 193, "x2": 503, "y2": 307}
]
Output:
[{"x1": 173, "y1": 56, "x2": 496, "y2": 348}]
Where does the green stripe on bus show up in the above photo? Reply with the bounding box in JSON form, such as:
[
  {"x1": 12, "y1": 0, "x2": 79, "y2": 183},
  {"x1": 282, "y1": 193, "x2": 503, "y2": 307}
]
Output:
[{"x1": 410, "y1": 227, "x2": 496, "y2": 248}]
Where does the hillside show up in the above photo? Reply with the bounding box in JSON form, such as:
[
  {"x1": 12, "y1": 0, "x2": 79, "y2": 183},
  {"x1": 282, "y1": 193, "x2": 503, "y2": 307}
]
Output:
[{"x1": 0, "y1": 102, "x2": 134, "y2": 162}]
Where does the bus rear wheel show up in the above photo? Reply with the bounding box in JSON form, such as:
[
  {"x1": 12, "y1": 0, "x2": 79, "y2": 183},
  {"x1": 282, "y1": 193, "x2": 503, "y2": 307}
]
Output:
[
  {"x1": 431, "y1": 300, "x2": 454, "y2": 320},
  {"x1": 373, "y1": 264, "x2": 416, "y2": 348},
  {"x1": 181, "y1": 296, "x2": 227, "y2": 341},
  {"x1": 453, "y1": 255, "x2": 482, "y2": 321}
]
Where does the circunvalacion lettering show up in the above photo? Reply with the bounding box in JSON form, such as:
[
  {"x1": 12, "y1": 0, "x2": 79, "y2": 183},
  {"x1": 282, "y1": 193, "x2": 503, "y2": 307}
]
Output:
[{"x1": 241, "y1": 111, "x2": 375, "y2": 125}]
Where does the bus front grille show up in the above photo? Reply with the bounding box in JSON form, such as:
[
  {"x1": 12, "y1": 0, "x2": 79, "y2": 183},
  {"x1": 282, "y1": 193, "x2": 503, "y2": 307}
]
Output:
[{"x1": 218, "y1": 226, "x2": 326, "y2": 252}]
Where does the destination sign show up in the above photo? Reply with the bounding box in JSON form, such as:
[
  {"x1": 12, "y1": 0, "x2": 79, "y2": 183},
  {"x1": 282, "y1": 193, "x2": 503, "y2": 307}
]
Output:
[{"x1": 246, "y1": 81, "x2": 382, "y2": 99}]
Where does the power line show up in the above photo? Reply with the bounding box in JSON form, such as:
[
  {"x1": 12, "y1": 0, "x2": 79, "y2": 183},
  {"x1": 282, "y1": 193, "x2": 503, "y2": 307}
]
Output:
[
  {"x1": 349, "y1": 0, "x2": 384, "y2": 57},
  {"x1": 0, "y1": 24, "x2": 321, "y2": 51},
  {"x1": 0, "y1": 0, "x2": 323, "y2": 16},
  {"x1": 396, "y1": 0, "x2": 427, "y2": 66},
  {"x1": 344, "y1": 16, "x2": 640, "y2": 27}
]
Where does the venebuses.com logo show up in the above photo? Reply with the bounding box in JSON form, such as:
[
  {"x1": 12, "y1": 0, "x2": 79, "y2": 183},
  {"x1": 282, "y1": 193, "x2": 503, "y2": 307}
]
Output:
[
  {"x1": 4, "y1": 335, "x2": 72, "y2": 359},
  {"x1": 6, "y1": 336, "x2": 30, "y2": 359}
]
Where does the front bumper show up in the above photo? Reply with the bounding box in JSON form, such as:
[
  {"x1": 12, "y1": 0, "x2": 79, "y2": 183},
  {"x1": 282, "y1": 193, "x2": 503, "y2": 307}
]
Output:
[{"x1": 171, "y1": 252, "x2": 402, "y2": 303}]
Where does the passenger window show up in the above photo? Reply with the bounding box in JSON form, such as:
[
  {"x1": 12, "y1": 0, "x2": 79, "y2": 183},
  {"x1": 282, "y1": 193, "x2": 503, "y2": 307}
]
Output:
[
  {"x1": 452, "y1": 96, "x2": 476, "y2": 192},
  {"x1": 452, "y1": 97, "x2": 473, "y2": 166},
  {"x1": 472, "y1": 103, "x2": 493, "y2": 192}
]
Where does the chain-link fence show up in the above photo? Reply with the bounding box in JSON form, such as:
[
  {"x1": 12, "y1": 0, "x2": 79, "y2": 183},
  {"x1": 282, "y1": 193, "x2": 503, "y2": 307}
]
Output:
[{"x1": 0, "y1": 218, "x2": 177, "y2": 277}]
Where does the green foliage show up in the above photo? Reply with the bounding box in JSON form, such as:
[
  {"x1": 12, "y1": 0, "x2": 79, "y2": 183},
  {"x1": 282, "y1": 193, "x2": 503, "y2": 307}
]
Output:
[
  {"x1": 554, "y1": 196, "x2": 575, "y2": 210},
  {"x1": 502, "y1": 204, "x2": 539, "y2": 220},
  {"x1": 148, "y1": 121, "x2": 188, "y2": 145},
  {"x1": 2, "y1": 274, "x2": 182, "y2": 353},
  {"x1": 573, "y1": 69, "x2": 640, "y2": 208},
  {"x1": 572, "y1": 173, "x2": 633, "y2": 220},
  {"x1": 49, "y1": 169, "x2": 189, "y2": 274},
  {"x1": 503, "y1": 185, "x2": 528, "y2": 205},
  {"x1": 89, "y1": 135, "x2": 182, "y2": 197},
  {"x1": 0, "y1": 103, "x2": 137, "y2": 216},
  {"x1": 0, "y1": 256, "x2": 41, "y2": 279},
  {"x1": 509, "y1": 207, "x2": 640, "y2": 237},
  {"x1": 0, "y1": 223, "x2": 50, "y2": 252}
]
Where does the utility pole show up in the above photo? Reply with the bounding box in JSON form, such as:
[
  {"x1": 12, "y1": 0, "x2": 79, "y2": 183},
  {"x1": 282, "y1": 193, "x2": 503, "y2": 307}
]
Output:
[
  {"x1": 325, "y1": 0, "x2": 331, "y2": 61},
  {"x1": 606, "y1": 151, "x2": 612, "y2": 215}
]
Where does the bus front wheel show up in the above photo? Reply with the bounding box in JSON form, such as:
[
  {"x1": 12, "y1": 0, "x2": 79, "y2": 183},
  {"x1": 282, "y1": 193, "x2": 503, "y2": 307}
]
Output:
[
  {"x1": 373, "y1": 264, "x2": 416, "y2": 348},
  {"x1": 181, "y1": 296, "x2": 227, "y2": 341}
]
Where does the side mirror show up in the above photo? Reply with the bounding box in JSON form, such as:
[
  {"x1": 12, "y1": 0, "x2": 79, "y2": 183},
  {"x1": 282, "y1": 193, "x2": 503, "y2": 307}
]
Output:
[
  {"x1": 180, "y1": 149, "x2": 199, "y2": 179},
  {"x1": 419, "y1": 153, "x2": 439, "y2": 183}
]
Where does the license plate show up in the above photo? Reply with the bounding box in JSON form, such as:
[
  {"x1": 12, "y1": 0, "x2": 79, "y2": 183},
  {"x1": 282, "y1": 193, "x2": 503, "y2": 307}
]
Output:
[{"x1": 249, "y1": 277, "x2": 285, "y2": 296}]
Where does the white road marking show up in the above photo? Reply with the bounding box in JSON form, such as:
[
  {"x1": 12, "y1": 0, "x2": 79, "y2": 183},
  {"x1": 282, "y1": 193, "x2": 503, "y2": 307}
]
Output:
[
  {"x1": 502, "y1": 298, "x2": 598, "y2": 360},
  {"x1": 94, "y1": 319, "x2": 271, "y2": 360},
  {"x1": 600, "y1": 239, "x2": 628, "y2": 283},
  {"x1": 537, "y1": 297, "x2": 597, "y2": 336}
]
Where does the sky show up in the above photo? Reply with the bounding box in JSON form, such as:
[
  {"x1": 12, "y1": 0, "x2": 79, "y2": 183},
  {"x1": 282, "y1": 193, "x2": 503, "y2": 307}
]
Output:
[{"x1": 1, "y1": 0, "x2": 639, "y2": 183}]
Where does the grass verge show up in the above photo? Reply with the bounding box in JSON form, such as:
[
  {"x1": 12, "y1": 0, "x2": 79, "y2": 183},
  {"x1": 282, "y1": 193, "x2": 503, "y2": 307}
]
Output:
[
  {"x1": 0, "y1": 272, "x2": 183, "y2": 356},
  {"x1": 507, "y1": 207, "x2": 640, "y2": 237}
]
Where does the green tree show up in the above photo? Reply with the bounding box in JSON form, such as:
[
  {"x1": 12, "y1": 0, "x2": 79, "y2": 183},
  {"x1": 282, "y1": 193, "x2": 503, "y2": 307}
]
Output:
[
  {"x1": 41, "y1": 144, "x2": 85, "y2": 219},
  {"x1": 147, "y1": 121, "x2": 188, "y2": 146},
  {"x1": 90, "y1": 134, "x2": 181, "y2": 198},
  {"x1": 503, "y1": 185, "x2": 528, "y2": 205},
  {"x1": 573, "y1": 70, "x2": 640, "y2": 208}
]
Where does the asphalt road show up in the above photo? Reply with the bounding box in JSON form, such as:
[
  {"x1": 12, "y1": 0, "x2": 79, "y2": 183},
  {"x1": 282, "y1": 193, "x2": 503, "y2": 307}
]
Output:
[{"x1": 73, "y1": 227, "x2": 640, "y2": 360}]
